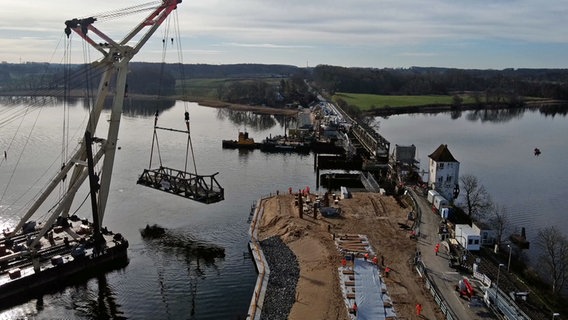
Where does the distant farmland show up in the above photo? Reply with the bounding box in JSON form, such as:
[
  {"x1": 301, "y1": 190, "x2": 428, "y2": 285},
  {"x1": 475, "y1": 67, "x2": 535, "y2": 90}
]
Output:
[{"x1": 333, "y1": 93, "x2": 475, "y2": 111}]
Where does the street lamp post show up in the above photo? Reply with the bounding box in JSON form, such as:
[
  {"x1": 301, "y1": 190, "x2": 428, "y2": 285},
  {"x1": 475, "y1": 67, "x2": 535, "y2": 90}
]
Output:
[
  {"x1": 507, "y1": 244, "x2": 512, "y2": 272},
  {"x1": 495, "y1": 263, "x2": 505, "y2": 310},
  {"x1": 552, "y1": 312, "x2": 560, "y2": 320}
]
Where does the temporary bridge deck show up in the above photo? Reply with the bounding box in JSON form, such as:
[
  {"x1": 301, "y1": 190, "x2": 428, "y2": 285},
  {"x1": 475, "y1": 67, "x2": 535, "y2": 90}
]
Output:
[{"x1": 137, "y1": 166, "x2": 224, "y2": 204}]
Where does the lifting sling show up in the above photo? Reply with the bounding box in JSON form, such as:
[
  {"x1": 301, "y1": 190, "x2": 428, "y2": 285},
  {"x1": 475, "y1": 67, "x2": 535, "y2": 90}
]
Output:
[{"x1": 137, "y1": 110, "x2": 224, "y2": 204}]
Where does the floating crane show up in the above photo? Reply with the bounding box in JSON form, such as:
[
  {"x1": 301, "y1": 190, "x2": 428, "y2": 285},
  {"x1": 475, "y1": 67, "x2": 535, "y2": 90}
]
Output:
[{"x1": 0, "y1": 0, "x2": 183, "y2": 305}]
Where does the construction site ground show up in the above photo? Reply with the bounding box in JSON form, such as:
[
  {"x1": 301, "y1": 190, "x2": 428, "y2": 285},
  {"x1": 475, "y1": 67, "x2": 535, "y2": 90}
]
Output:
[{"x1": 256, "y1": 192, "x2": 444, "y2": 320}]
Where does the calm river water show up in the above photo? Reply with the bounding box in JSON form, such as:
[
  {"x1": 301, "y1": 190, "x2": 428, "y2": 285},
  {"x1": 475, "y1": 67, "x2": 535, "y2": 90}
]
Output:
[
  {"x1": 0, "y1": 98, "x2": 315, "y2": 319},
  {"x1": 0, "y1": 99, "x2": 566, "y2": 319},
  {"x1": 376, "y1": 107, "x2": 568, "y2": 256}
]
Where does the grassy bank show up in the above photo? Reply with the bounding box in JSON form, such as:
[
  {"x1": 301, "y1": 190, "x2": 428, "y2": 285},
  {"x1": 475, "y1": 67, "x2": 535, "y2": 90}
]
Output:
[
  {"x1": 177, "y1": 78, "x2": 227, "y2": 98},
  {"x1": 333, "y1": 93, "x2": 476, "y2": 111}
]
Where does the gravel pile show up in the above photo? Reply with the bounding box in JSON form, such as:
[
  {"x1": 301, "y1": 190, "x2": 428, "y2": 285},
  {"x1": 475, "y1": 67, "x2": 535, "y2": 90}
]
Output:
[{"x1": 259, "y1": 236, "x2": 300, "y2": 320}]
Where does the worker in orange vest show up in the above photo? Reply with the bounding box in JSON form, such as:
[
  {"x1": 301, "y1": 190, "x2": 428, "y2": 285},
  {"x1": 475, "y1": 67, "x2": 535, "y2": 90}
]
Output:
[
  {"x1": 364, "y1": 252, "x2": 369, "y2": 261},
  {"x1": 341, "y1": 257, "x2": 347, "y2": 268},
  {"x1": 352, "y1": 302, "x2": 358, "y2": 315},
  {"x1": 372, "y1": 256, "x2": 378, "y2": 265},
  {"x1": 435, "y1": 243, "x2": 440, "y2": 256},
  {"x1": 416, "y1": 303, "x2": 422, "y2": 316},
  {"x1": 385, "y1": 266, "x2": 391, "y2": 278}
]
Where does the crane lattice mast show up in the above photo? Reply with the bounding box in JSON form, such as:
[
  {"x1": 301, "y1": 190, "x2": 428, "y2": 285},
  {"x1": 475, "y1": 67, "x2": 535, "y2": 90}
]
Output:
[{"x1": 7, "y1": 0, "x2": 182, "y2": 253}]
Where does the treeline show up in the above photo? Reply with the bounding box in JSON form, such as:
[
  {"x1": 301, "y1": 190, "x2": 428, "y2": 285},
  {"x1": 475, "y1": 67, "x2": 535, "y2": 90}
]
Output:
[
  {"x1": 312, "y1": 65, "x2": 568, "y2": 100},
  {"x1": 4, "y1": 62, "x2": 568, "y2": 104},
  {"x1": 0, "y1": 62, "x2": 65, "y2": 91},
  {"x1": 0, "y1": 62, "x2": 313, "y2": 108},
  {"x1": 0, "y1": 62, "x2": 300, "y2": 95},
  {"x1": 0, "y1": 62, "x2": 179, "y2": 96},
  {"x1": 218, "y1": 73, "x2": 316, "y2": 108},
  {"x1": 132, "y1": 63, "x2": 304, "y2": 103},
  {"x1": 171, "y1": 63, "x2": 300, "y2": 78}
]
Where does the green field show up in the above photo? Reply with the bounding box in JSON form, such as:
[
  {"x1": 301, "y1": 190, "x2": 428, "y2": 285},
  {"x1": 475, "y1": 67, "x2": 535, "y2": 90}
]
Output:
[
  {"x1": 176, "y1": 78, "x2": 227, "y2": 98},
  {"x1": 179, "y1": 80, "x2": 478, "y2": 110},
  {"x1": 333, "y1": 93, "x2": 476, "y2": 111}
]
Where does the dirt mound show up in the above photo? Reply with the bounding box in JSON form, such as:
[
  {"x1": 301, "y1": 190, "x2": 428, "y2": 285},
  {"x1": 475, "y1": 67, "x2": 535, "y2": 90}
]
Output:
[{"x1": 257, "y1": 192, "x2": 441, "y2": 320}]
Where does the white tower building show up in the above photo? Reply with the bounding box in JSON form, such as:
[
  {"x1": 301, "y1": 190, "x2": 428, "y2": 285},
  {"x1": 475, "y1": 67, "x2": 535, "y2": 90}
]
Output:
[{"x1": 428, "y1": 144, "x2": 460, "y2": 201}]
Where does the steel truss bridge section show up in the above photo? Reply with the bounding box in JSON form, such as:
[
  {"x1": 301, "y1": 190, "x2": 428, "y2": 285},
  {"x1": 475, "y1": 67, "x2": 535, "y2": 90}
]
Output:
[
  {"x1": 137, "y1": 166, "x2": 224, "y2": 204},
  {"x1": 351, "y1": 123, "x2": 390, "y2": 163}
]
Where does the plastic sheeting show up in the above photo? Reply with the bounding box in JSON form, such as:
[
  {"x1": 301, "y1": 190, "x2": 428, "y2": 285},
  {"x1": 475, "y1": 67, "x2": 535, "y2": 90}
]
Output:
[{"x1": 353, "y1": 258, "x2": 396, "y2": 320}]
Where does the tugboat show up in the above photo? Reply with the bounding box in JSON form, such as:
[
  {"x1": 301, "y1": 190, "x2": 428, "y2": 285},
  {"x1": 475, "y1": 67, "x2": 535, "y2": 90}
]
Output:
[
  {"x1": 222, "y1": 131, "x2": 261, "y2": 149},
  {"x1": 0, "y1": 0, "x2": 181, "y2": 307}
]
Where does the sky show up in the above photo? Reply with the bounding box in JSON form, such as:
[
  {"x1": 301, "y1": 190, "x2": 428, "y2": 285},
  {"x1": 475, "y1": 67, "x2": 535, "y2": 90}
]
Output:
[{"x1": 1, "y1": 0, "x2": 567, "y2": 69}]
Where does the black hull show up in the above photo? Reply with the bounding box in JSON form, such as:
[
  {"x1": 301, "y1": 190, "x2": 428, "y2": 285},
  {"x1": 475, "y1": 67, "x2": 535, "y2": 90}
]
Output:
[
  {"x1": 311, "y1": 141, "x2": 345, "y2": 154},
  {"x1": 316, "y1": 154, "x2": 363, "y2": 170},
  {"x1": 0, "y1": 241, "x2": 128, "y2": 309},
  {"x1": 222, "y1": 140, "x2": 260, "y2": 149},
  {"x1": 320, "y1": 173, "x2": 364, "y2": 189},
  {"x1": 260, "y1": 143, "x2": 311, "y2": 154}
]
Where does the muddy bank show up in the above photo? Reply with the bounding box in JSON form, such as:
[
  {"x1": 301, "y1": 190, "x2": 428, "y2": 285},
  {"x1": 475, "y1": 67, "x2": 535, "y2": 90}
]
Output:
[{"x1": 191, "y1": 98, "x2": 299, "y2": 115}]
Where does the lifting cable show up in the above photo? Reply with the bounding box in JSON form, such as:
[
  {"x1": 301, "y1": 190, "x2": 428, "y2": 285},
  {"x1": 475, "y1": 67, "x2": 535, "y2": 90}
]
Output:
[
  {"x1": 137, "y1": 7, "x2": 224, "y2": 204},
  {"x1": 89, "y1": 1, "x2": 162, "y2": 22},
  {"x1": 60, "y1": 29, "x2": 72, "y2": 194},
  {"x1": 147, "y1": 11, "x2": 197, "y2": 175},
  {"x1": 173, "y1": 10, "x2": 198, "y2": 176},
  {"x1": 148, "y1": 110, "x2": 164, "y2": 169}
]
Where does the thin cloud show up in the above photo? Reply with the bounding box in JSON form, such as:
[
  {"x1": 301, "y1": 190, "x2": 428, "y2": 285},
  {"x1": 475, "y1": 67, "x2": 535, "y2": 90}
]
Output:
[
  {"x1": 221, "y1": 42, "x2": 314, "y2": 49},
  {"x1": 1, "y1": 0, "x2": 567, "y2": 67},
  {"x1": 400, "y1": 52, "x2": 439, "y2": 57}
]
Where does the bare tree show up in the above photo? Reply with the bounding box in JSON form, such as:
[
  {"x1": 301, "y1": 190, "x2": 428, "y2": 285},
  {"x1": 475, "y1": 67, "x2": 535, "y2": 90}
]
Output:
[
  {"x1": 471, "y1": 91, "x2": 483, "y2": 106},
  {"x1": 452, "y1": 94, "x2": 463, "y2": 108},
  {"x1": 487, "y1": 203, "x2": 509, "y2": 245},
  {"x1": 536, "y1": 226, "x2": 568, "y2": 296},
  {"x1": 459, "y1": 174, "x2": 492, "y2": 220},
  {"x1": 216, "y1": 84, "x2": 225, "y2": 100}
]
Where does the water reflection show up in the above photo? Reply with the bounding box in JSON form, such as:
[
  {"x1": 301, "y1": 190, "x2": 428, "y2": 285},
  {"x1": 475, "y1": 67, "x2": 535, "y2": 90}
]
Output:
[
  {"x1": 465, "y1": 108, "x2": 526, "y2": 123},
  {"x1": 0, "y1": 272, "x2": 125, "y2": 319},
  {"x1": 73, "y1": 275, "x2": 125, "y2": 320},
  {"x1": 0, "y1": 96, "x2": 66, "y2": 106},
  {"x1": 0, "y1": 96, "x2": 177, "y2": 118},
  {"x1": 80, "y1": 96, "x2": 176, "y2": 116},
  {"x1": 141, "y1": 224, "x2": 225, "y2": 265},
  {"x1": 539, "y1": 104, "x2": 568, "y2": 117},
  {"x1": 463, "y1": 105, "x2": 568, "y2": 122},
  {"x1": 141, "y1": 225, "x2": 225, "y2": 317},
  {"x1": 122, "y1": 98, "x2": 176, "y2": 117},
  {"x1": 216, "y1": 108, "x2": 298, "y2": 132},
  {"x1": 379, "y1": 105, "x2": 567, "y2": 122}
]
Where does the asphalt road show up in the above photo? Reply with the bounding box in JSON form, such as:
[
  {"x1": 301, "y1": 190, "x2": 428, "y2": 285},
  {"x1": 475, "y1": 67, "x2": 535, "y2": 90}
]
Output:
[{"x1": 410, "y1": 188, "x2": 497, "y2": 320}]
